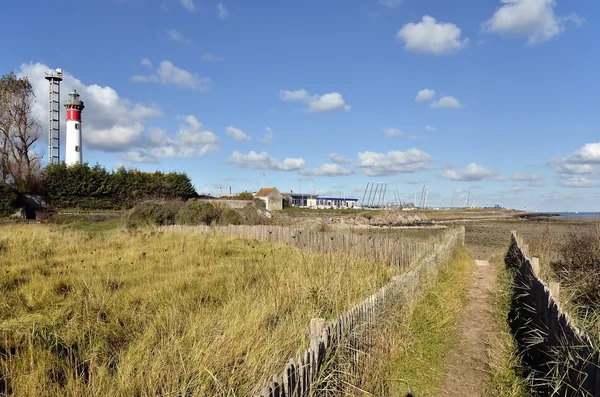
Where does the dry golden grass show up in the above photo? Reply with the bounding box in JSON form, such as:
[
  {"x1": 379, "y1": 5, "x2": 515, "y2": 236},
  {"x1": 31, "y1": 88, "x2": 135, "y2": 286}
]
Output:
[{"x1": 0, "y1": 224, "x2": 401, "y2": 396}]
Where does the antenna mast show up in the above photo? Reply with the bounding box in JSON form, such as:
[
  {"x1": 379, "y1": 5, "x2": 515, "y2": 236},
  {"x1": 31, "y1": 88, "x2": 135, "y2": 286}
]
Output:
[{"x1": 45, "y1": 68, "x2": 63, "y2": 164}]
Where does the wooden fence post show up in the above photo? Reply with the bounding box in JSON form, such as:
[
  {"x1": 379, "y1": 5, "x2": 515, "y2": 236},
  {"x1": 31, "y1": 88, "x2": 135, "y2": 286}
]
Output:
[
  {"x1": 531, "y1": 257, "x2": 540, "y2": 276},
  {"x1": 310, "y1": 318, "x2": 325, "y2": 352}
]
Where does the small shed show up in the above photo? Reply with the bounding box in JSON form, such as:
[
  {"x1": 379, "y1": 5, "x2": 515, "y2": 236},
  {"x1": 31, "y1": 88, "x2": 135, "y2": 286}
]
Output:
[{"x1": 255, "y1": 187, "x2": 283, "y2": 211}]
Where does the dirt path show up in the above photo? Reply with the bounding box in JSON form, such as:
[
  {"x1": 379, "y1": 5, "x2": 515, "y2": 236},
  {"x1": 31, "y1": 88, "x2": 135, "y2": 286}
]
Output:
[{"x1": 438, "y1": 259, "x2": 497, "y2": 397}]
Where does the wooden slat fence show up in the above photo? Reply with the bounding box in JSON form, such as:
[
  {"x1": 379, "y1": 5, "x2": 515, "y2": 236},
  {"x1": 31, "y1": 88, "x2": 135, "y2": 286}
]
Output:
[
  {"x1": 506, "y1": 232, "x2": 600, "y2": 396},
  {"x1": 161, "y1": 224, "x2": 444, "y2": 271},
  {"x1": 252, "y1": 227, "x2": 465, "y2": 396}
]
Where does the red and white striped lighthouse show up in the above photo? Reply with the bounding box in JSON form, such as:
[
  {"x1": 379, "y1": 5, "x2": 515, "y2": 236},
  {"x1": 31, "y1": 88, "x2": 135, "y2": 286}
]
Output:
[{"x1": 64, "y1": 89, "x2": 85, "y2": 165}]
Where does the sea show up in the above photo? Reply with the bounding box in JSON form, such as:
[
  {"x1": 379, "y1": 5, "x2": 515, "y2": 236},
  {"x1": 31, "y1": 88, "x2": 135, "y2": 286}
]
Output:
[{"x1": 555, "y1": 212, "x2": 600, "y2": 219}]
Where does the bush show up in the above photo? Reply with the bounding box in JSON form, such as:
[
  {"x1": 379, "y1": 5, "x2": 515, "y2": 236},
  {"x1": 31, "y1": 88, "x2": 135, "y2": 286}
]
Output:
[
  {"x1": 176, "y1": 200, "x2": 222, "y2": 225},
  {"x1": 231, "y1": 192, "x2": 254, "y2": 200},
  {"x1": 42, "y1": 163, "x2": 197, "y2": 210},
  {"x1": 0, "y1": 183, "x2": 19, "y2": 217},
  {"x1": 127, "y1": 201, "x2": 184, "y2": 227},
  {"x1": 551, "y1": 225, "x2": 600, "y2": 310}
]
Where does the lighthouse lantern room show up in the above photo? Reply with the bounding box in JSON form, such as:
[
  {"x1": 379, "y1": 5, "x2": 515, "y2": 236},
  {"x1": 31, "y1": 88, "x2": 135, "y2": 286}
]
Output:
[{"x1": 64, "y1": 89, "x2": 85, "y2": 165}]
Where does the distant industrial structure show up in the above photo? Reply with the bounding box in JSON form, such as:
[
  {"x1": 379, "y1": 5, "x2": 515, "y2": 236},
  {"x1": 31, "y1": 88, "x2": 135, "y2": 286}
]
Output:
[{"x1": 44, "y1": 68, "x2": 85, "y2": 166}]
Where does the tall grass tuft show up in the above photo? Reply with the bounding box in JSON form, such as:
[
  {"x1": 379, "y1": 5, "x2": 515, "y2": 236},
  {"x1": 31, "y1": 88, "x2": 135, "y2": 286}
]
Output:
[{"x1": 0, "y1": 224, "x2": 399, "y2": 396}]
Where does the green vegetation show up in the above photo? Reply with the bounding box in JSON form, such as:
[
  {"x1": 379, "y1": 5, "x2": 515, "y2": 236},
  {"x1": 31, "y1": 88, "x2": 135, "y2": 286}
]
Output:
[
  {"x1": 0, "y1": 224, "x2": 398, "y2": 396},
  {"x1": 0, "y1": 183, "x2": 18, "y2": 216},
  {"x1": 42, "y1": 163, "x2": 197, "y2": 210},
  {"x1": 355, "y1": 245, "x2": 474, "y2": 396},
  {"x1": 485, "y1": 254, "x2": 530, "y2": 397},
  {"x1": 126, "y1": 199, "x2": 268, "y2": 228}
]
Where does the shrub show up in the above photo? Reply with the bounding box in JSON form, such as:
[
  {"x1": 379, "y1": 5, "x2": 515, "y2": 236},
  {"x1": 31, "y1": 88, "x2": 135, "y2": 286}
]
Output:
[
  {"x1": 231, "y1": 191, "x2": 254, "y2": 200},
  {"x1": 176, "y1": 200, "x2": 223, "y2": 225},
  {"x1": 0, "y1": 183, "x2": 19, "y2": 217},
  {"x1": 551, "y1": 225, "x2": 600, "y2": 310},
  {"x1": 128, "y1": 201, "x2": 184, "y2": 227},
  {"x1": 42, "y1": 163, "x2": 197, "y2": 210}
]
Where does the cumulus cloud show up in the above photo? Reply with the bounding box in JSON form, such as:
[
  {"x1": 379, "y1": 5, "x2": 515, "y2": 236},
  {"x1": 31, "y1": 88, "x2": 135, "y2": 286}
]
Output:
[
  {"x1": 558, "y1": 176, "x2": 597, "y2": 188},
  {"x1": 549, "y1": 143, "x2": 600, "y2": 176},
  {"x1": 132, "y1": 60, "x2": 211, "y2": 91},
  {"x1": 415, "y1": 88, "x2": 436, "y2": 102},
  {"x1": 217, "y1": 3, "x2": 229, "y2": 19},
  {"x1": 300, "y1": 163, "x2": 354, "y2": 177},
  {"x1": 165, "y1": 28, "x2": 191, "y2": 43},
  {"x1": 225, "y1": 126, "x2": 251, "y2": 142},
  {"x1": 548, "y1": 143, "x2": 600, "y2": 187},
  {"x1": 260, "y1": 127, "x2": 273, "y2": 144},
  {"x1": 511, "y1": 172, "x2": 543, "y2": 181},
  {"x1": 440, "y1": 163, "x2": 503, "y2": 181},
  {"x1": 425, "y1": 125, "x2": 437, "y2": 132},
  {"x1": 201, "y1": 52, "x2": 224, "y2": 62},
  {"x1": 140, "y1": 58, "x2": 153, "y2": 69},
  {"x1": 227, "y1": 151, "x2": 305, "y2": 171},
  {"x1": 18, "y1": 62, "x2": 163, "y2": 153},
  {"x1": 431, "y1": 96, "x2": 462, "y2": 108},
  {"x1": 280, "y1": 89, "x2": 350, "y2": 112},
  {"x1": 384, "y1": 128, "x2": 403, "y2": 137},
  {"x1": 180, "y1": 0, "x2": 194, "y2": 11},
  {"x1": 125, "y1": 116, "x2": 219, "y2": 162},
  {"x1": 483, "y1": 0, "x2": 584, "y2": 46},
  {"x1": 356, "y1": 149, "x2": 433, "y2": 176},
  {"x1": 396, "y1": 15, "x2": 469, "y2": 55},
  {"x1": 329, "y1": 153, "x2": 353, "y2": 164}
]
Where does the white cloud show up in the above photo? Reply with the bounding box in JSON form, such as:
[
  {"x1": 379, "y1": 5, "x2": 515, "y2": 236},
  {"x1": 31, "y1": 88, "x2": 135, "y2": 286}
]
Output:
[
  {"x1": 425, "y1": 125, "x2": 437, "y2": 132},
  {"x1": 280, "y1": 89, "x2": 350, "y2": 112},
  {"x1": 356, "y1": 149, "x2": 433, "y2": 176},
  {"x1": 217, "y1": 3, "x2": 229, "y2": 19},
  {"x1": 548, "y1": 143, "x2": 600, "y2": 185},
  {"x1": 415, "y1": 88, "x2": 436, "y2": 102},
  {"x1": 131, "y1": 75, "x2": 159, "y2": 83},
  {"x1": 404, "y1": 179, "x2": 425, "y2": 184},
  {"x1": 439, "y1": 163, "x2": 503, "y2": 181},
  {"x1": 379, "y1": 0, "x2": 403, "y2": 7},
  {"x1": 431, "y1": 96, "x2": 462, "y2": 108},
  {"x1": 121, "y1": 151, "x2": 158, "y2": 164},
  {"x1": 18, "y1": 62, "x2": 163, "y2": 153},
  {"x1": 483, "y1": 0, "x2": 584, "y2": 46},
  {"x1": 300, "y1": 163, "x2": 354, "y2": 177},
  {"x1": 225, "y1": 126, "x2": 251, "y2": 142},
  {"x1": 384, "y1": 128, "x2": 403, "y2": 137},
  {"x1": 180, "y1": 0, "x2": 194, "y2": 11},
  {"x1": 129, "y1": 116, "x2": 219, "y2": 160},
  {"x1": 140, "y1": 58, "x2": 153, "y2": 69},
  {"x1": 261, "y1": 127, "x2": 273, "y2": 144},
  {"x1": 558, "y1": 176, "x2": 598, "y2": 188},
  {"x1": 329, "y1": 153, "x2": 353, "y2": 164},
  {"x1": 227, "y1": 151, "x2": 305, "y2": 171},
  {"x1": 396, "y1": 15, "x2": 469, "y2": 55},
  {"x1": 511, "y1": 172, "x2": 543, "y2": 181},
  {"x1": 165, "y1": 28, "x2": 191, "y2": 43},
  {"x1": 201, "y1": 52, "x2": 224, "y2": 62},
  {"x1": 132, "y1": 60, "x2": 211, "y2": 91}
]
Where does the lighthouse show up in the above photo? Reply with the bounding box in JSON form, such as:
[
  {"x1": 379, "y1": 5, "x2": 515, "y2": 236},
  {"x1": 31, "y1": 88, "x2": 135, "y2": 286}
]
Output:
[{"x1": 64, "y1": 89, "x2": 84, "y2": 165}]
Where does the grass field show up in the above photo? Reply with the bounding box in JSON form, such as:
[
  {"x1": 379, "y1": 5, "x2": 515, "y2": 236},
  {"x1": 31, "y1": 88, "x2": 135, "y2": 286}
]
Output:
[
  {"x1": 353, "y1": 245, "x2": 474, "y2": 396},
  {"x1": 0, "y1": 224, "x2": 401, "y2": 396}
]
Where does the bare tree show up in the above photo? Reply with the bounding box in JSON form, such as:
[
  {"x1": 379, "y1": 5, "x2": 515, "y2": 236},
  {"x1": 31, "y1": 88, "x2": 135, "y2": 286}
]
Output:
[{"x1": 0, "y1": 72, "x2": 42, "y2": 193}]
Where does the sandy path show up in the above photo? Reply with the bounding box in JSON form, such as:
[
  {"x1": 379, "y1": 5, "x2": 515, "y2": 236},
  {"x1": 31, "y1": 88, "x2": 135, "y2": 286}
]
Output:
[{"x1": 438, "y1": 259, "x2": 496, "y2": 397}]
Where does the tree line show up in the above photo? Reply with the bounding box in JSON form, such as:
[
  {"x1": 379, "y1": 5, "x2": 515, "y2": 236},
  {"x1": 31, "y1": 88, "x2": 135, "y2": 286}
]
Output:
[{"x1": 0, "y1": 72, "x2": 197, "y2": 215}]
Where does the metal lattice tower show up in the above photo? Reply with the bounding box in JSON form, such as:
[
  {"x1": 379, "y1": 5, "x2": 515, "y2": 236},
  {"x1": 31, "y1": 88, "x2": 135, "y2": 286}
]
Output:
[{"x1": 44, "y1": 69, "x2": 63, "y2": 164}]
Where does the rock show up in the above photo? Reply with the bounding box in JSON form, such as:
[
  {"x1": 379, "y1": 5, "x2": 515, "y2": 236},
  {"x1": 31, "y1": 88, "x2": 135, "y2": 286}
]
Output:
[{"x1": 413, "y1": 215, "x2": 422, "y2": 222}]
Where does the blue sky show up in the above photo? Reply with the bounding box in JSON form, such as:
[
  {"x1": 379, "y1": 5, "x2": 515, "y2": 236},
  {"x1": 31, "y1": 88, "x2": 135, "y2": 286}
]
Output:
[{"x1": 2, "y1": 0, "x2": 599, "y2": 211}]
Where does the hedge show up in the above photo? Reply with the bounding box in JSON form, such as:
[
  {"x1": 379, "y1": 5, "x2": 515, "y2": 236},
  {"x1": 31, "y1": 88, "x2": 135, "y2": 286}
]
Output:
[{"x1": 42, "y1": 163, "x2": 197, "y2": 210}]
